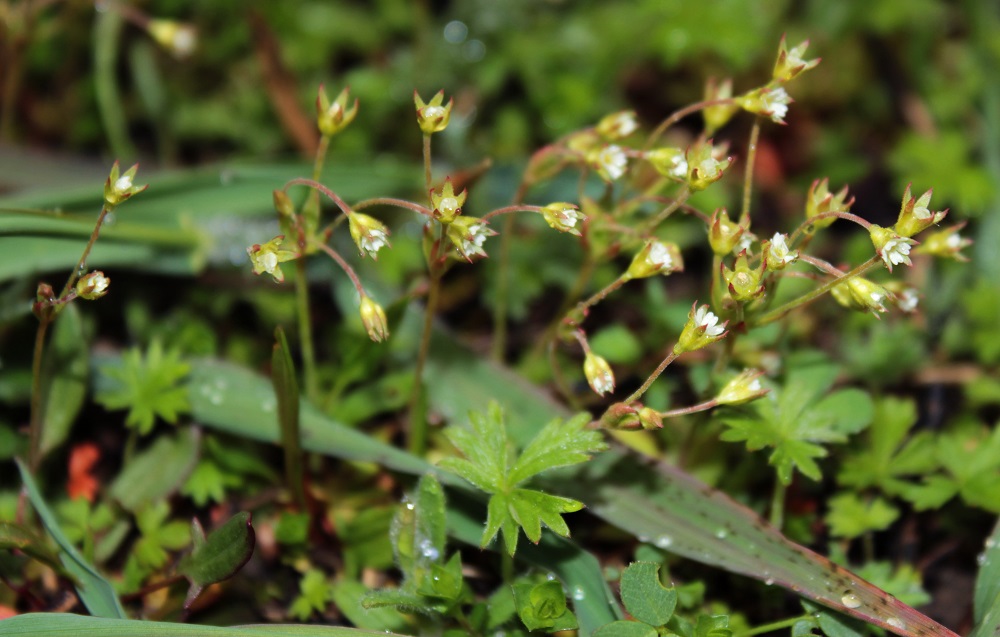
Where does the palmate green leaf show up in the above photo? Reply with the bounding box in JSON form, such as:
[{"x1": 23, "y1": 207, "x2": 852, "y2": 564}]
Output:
[
  {"x1": 512, "y1": 579, "x2": 578, "y2": 632},
  {"x1": 719, "y1": 376, "x2": 873, "y2": 484},
  {"x1": 825, "y1": 493, "x2": 899, "y2": 539},
  {"x1": 508, "y1": 412, "x2": 607, "y2": 486},
  {"x1": 96, "y1": 340, "x2": 190, "y2": 435},
  {"x1": 441, "y1": 402, "x2": 597, "y2": 555}
]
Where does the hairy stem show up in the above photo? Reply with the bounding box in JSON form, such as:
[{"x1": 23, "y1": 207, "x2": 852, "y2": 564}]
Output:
[
  {"x1": 740, "y1": 119, "x2": 760, "y2": 225},
  {"x1": 625, "y1": 350, "x2": 679, "y2": 405}
]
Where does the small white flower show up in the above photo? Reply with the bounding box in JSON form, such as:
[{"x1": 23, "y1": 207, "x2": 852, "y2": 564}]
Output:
[
  {"x1": 597, "y1": 145, "x2": 628, "y2": 181},
  {"x1": 593, "y1": 371, "x2": 614, "y2": 394},
  {"x1": 91, "y1": 273, "x2": 109, "y2": 295},
  {"x1": 768, "y1": 232, "x2": 797, "y2": 265},
  {"x1": 694, "y1": 306, "x2": 725, "y2": 337},
  {"x1": 882, "y1": 237, "x2": 913, "y2": 268},
  {"x1": 735, "y1": 232, "x2": 755, "y2": 255},
  {"x1": 423, "y1": 105, "x2": 446, "y2": 120},
  {"x1": 946, "y1": 232, "x2": 964, "y2": 249},
  {"x1": 261, "y1": 251, "x2": 278, "y2": 273},
  {"x1": 171, "y1": 26, "x2": 197, "y2": 57},
  {"x1": 360, "y1": 228, "x2": 389, "y2": 257},
  {"x1": 869, "y1": 291, "x2": 888, "y2": 312},
  {"x1": 114, "y1": 175, "x2": 133, "y2": 194},
  {"x1": 647, "y1": 241, "x2": 673, "y2": 270},
  {"x1": 698, "y1": 157, "x2": 723, "y2": 180},
  {"x1": 459, "y1": 223, "x2": 490, "y2": 258},
  {"x1": 898, "y1": 288, "x2": 919, "y2": 313},
  {"x1": 608, "y1": 112, "x2": 637, "y2": 137},
  {"x1": 761, "y1": 87, "x2": 791, "y2": 122},
  {"x1": 912, "y1": 191, "x2": 933, "y2": 219}
]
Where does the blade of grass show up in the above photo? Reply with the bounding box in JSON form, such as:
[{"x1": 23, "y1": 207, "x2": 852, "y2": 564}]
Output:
[
  {"x1": 273, "y1": 326, "x2": 306, "y2": 509},
  {"x1": 970, "y1": 518, "x2": 1000, "y2": 637},
  {"x1": 16, "y1": 460, "x2": 126, "y2": 618}
]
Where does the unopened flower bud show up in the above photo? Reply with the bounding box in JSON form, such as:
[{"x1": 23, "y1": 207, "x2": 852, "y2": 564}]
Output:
[
  {"x1": 316, "y1": 85, "x2": 359, "y2": 137},
  {"x1": 869, "y1": 225, "x2": 916, "y2": 272},
  {"x1": 430, "y1": 179, "x2": 467, "y2": 224},
  {"x1": 736, "y1": 86, "x2": 792, "y2": 124},
  {"x1": 446, "y1": 216, "x2": 495, "y2": 261},
  {"x1": 645, "y1": 147, "x2": 688, "y2": 180},
  {"x1": 595, "y1": 111, "x2": 638, "y2": 140},
  {"x1": 583, "y1": 352, "x2": 615, "y2": 396},
  {"x1": 104, "y1": 161, "x2": 147, "y2": 208},
  {"x1": 626, "y1": 240, "x2": 683, "y2": 279},
  {"x1": 359, "y1": 295, "x2": 389, "y2": 342},
  {"x1": 674, "y1": 303, "x2": 728, "y2": 355},
  {"x1": 884, "y1": 283, "x2": 920, "y2": 313},
  {"x1": 915, "y1": 222, "x2": 972, "y2": 262},
  {"x1": 703, "y1": 78, "x2": 739, "y2": 134},
  {"x1": 708, "y1": 208, "x2": 746, "y2": 256},
  {"x1": 76, "y1": 271, "x2": 110, "y2": 300},
  {"x1": 32, "y1": 283, "x2": 56, "y2": 322},
  {"x1": 772, "y1": 36, "x2": 820, "y2": 83},
  {"x1": 894, "y1": 184, "x2": 948, "y2": 238},
  {"x1": 722, "y1": 251, "x2": 766, "y2": 303},
  {"x1": 147, "y1": 19, "x2": 197, "y2": 58},
  {"x1": 686, "y1": 140, "x2": 732, "y2": 191},
  {"x1": 247, "y1": 235, "x2": 297, "y2": 283},
  {"x1": 597, "y1": 402, "x2": 639, "y2": 429},
  {"x1": 273, "y1": 190, "x2": 295, "y2": 218},
  {"x1": 831, "y1": 277, "x2": 890, "y2": 317},
  {"x1": 716, "y1": 369, "x2": 768, "y2": 406},
  {"x1": 637, "y1": 406, "x2": 663, "y2": 430},
  {"x1": 348, "y1": 212, "x2": 390, "y2": 259},
  {"x1": 414, "y1": 90, "x2": 453, "y2": 135},
  {"x1": 804, "y1": 178, "x2": 853, "y2": 233}
]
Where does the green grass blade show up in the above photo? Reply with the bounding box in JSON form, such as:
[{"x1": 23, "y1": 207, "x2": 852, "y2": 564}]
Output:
[
  {"x1": 0, "y1": 613, "x2": 406, "y2": 636},
  {"x1": 970, "y1": 518, "x2": 1000, "y2": 637},
  {"x1": 272, "y1": 326, "x2": 305, "y2": 509},
  {"x1": 16, "y1": 460, "x2": 126, "y2": 618}
]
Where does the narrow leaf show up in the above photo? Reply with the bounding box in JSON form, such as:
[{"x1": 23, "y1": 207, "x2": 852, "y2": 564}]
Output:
[
  {"x1": 0, "y1": 521, "x2": 63, "y2": 572},
  {"x1": 109, "y1": 427, "x2": 199, "y2": 510},
  {"x1": 272, "y1": 326, "x2": 305, "y2": 509},
  {"x1": 16, "y1": 460, "x2": 126, "y2": 618},
  {"x1": 971, "y1": 518, "x2": 1000, "y2": 637},
  {"x1": 40, "y1": 303, "x2": 88, "y2": 455}
]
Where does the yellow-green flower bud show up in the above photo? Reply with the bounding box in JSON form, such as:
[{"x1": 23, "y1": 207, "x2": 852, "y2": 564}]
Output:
[
  {"x1": 716, "y1": 369, "x2": 768, "y2": 406},
  {"x1": 708, "y1": 208, "x2": 746, "y2": 256},
  {"x1": 703, "y1": 77, "x2": 739, "y2": 134},
  {"x1": 32, "y1": 283, "x2": 56, "y2": 322},
  {"x1": 273, "y1": 190, "x2": 295, "y2": 218},
  {"x1": 722, "y1": 251, "x2": 765, "y2": 303},
  {"x1": 869, "y1": 225, "x2": 916, "y2": 273},
  {"x1": 429, "y1": 178, "x2": 467, "y2": 224},
  {"x1": 736, "y1": 85, "x2": 792, "y2": 124},
  {"x1": 626, "y1": 240, "x2": 683, "y2": 279},
  {"x1": 316, "y1": 85, "x2": 359, "y2": 137},
  {"x1": 247, "y1": 235, "x2": 298, "y2": 283},
  {"x1": 348, "y1": 212, "x2": 391, "y2": 259},
  {"x1": 674, "y1": 303, "x2": 727, "y2": 355},
  {"x1": 893, "y1": 184, "x2": 948, "y2": 238},
  {"x1": 541, "y1": 203, "x2": 586, "y2": 236},
  {"x1": 583, "y1": 352, "x2": 615, "y2": 396},
  {"x1": 804, "y1": 178, "x2": 853, "y2": 233},
  {"x1": 637, "y1": 406, "x2": 663, "y2": 430},
  {"x1": 645, "y1": 147, "x2": 688, "y2": 180},
  {"x1": 772, "y1": 36, "x2": 820, "y2": 84},
  {"x1": 831, "y1": 277, "x2": 890, "y2": 317},
  {"x1": 446, "y1": 216, "x2": 494, "y2": 261},
  {"x1": 104, "y1": 161, "x2": 147, "y2": 208},
  {"x1": 915, "y1": 222, "x2": 972, "y2": 262},
  {"x1": 147, "y1": 19, "x2": 197, "y2": 58},
  {"x1": 686, "y1": 140, "x2": 732, "y2": 191},
  {"x1": 595, "y1": 110, "x2": 638, "y2": 140},
  {"x1": 597, "y1": 402, "x2": 639, "y2": 430},
  {"x1": 359, "y1": 295, "x2": 389, "y2": 343},
  {"x1": 76, "y1": 271, "x2": 110, "y2": 300},
  {"x1": 414, "y1": 90, "x2": 453, "y2": 135}
]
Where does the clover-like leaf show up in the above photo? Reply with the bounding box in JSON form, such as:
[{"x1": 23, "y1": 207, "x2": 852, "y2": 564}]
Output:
[{"x1": 620, "y1": 562, "x2": 677, "y2": 627}]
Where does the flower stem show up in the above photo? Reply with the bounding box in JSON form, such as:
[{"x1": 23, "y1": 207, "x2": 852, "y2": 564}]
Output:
[
  {"x1": 731, "y1": 615, "x2": 811, "y2": 637},
  {"x1": 353, "y1": 197, "x2": 433, "y2": 217},
  {"x1": 60, "y1": 206, "x2": 111, "y2": 299},
  {"x1": 657, "y1": 398, "x2": 718, "y2": 418},
  {"x1": 312, "y1": 241, "x2": 365, "y2": 295},
  {"x1": 284, "y1": 178, "x2": 353, "y2": 217},
  {"x1": 645, "y1": 98, "x2": 737, "y2": 149},
  {"x1": 769, "y1": 478, "x2": 786, "y2": 530},
  {"x1": 492, "y1": 181, "x2": 530, "y2": 362},
  {"x1": 576, "y1": 274, "x2": 629, "y2": 315},
  {"x1": 409, "y1": 268, "x2": 441, "y2": 456},
  {"x1": 625, "y1": 350, "x2": 679, "y2": 405},
  {"x1": 423, "y1": 133, "x2": 433, "y2": 195},
  {"x1": 480, "y1": 204, "x2": 545, "y2": 222},
  {"x1": 750, "y1": 256, "x2": 881, "y2": 327},
  {"x1": 740, "y1": 119, "x2": 760, "y2": 225},
  {"x1": 28, "y1": 318, "x2": 50, "y2": 471},
  {"x1": 293, "y1": 259, "x2": 318, "y2": 401}
]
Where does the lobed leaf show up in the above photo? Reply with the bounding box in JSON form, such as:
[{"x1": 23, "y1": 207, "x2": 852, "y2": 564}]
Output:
[{"x1": 619, "y1": 562, "x2": 677, "y2": 627}]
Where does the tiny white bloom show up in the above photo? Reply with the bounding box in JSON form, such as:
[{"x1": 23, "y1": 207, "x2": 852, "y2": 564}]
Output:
[
  {"x1": 695, "y1": 306, "x2": 725, "y2": 337},
  {"x1": 361, "y1": 228, "x2": 389, "y2": 257},
  {"x1": 261, "y1": 251, "x2": 278, "y2": 273},
  {"x1": 869, "y1": 291, "x2": 888, "y2": 312},
  {"x1": 698, "y1": 157, "x2": 722, "y2": 179},
  {"x1": 735, "y1": 232, "x2": 755, "y2": 255},
  {"x1": 898, "y1": 288, "x2": 919, "y2": 313},
  {"x1": 459, "y1": 223, "x2": 490, "y2": 257},
  {"x1": 882, "y1": 238, "x2": 913, "y2": 267},
  {"x1": 439, "y1": 196, "x2": 459, "y2": 216},
  {"x1": 647, "y1": 241, "x2": 673, "y2": 270},
  {"x1": 768, "y1": 232, "x2": 797, "y2": 264},
  {"x1": 597, "y1": 145, "x2": 627, "y2": 180},
  {"x1": 913, "y1": 192, "x2": 933, "y2": 219},
  {"x1": 91, "y1": 273, "x2": 110, "y2": 295},
  {"x1": 593, "y1": 371, "x2": 614, "y2": 395},
  {"x1": 762, "y1": 87, "x2": 791, "y2": 122},
  {"x1": 114, "y1": 175, "x2": 133, "y2": 194},
  {"x1": 609, "y1": 112, "x2": 637, "y2": 137},
  {"x1": 670, "y1": 158, "x2": 688, "y2": 179},
  {"x1": 558, "y1": 208, "x2": 583, "y2": 229},
  {"x1": 946, "y1": 232, "x2": 964, "y2": 249},
  {"x1": 423, "y1": 105, "x2": 446, "y2": 120},
  {"x1": 172, "y1": 26, "x2": 197, "y2": 57}
]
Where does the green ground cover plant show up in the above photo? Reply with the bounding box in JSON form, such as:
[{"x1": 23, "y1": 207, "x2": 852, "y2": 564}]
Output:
[{"x1": 1, "y1": 3, "x2": 999, "y2": 637}]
